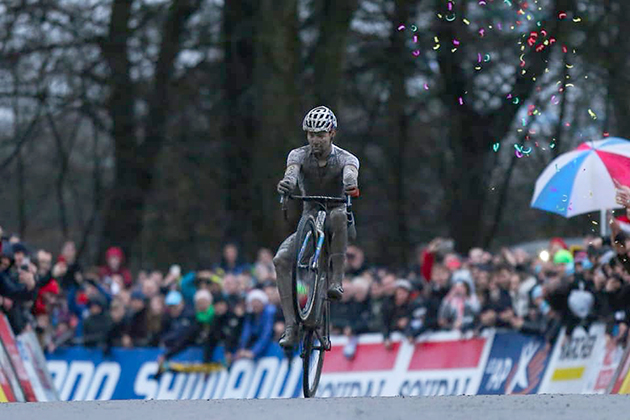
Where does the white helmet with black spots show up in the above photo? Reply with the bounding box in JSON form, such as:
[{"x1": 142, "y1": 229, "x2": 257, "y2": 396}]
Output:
[{"x1": 302, "y1": 106, "x2": 338, "y2": 133}]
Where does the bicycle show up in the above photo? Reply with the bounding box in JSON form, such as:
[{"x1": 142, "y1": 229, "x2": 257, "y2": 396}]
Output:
[{"x1": 280, "y1": 193, "x2": 356, "y2": 398}]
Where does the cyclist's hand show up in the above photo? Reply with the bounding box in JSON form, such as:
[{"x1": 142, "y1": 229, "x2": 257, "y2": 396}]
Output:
[
  {"x1": 344, "y1": 184, "x2": 359, "y2": 197},
  {"x1": 277, "y1": 178, "x2": 294, "y2": 195}
]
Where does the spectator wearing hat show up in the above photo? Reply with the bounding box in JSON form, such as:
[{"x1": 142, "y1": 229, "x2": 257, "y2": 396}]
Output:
[
  {"x1": 158, "y1": 289, "x2": 218, "y2": 364},
  {"x1": 160, "y1": 290, "x2": 193, "y2": 350},
  {"x1": 438, "y1": 280, "x2": 478, "y2": 333},
  {"x1": 235, "y1": 289, "x2": 275, "y2": 360},
  {"x1": 381, "y1": 279, "x2": 415, "y2": 350},
  {"x1": 99, "y1": 246, "x2": 132, "y2": 289}
]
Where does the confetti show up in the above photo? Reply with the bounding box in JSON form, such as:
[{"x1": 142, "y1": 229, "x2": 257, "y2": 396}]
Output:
[
  {"x1": 558, "y1": 12, "x2": 567, "y2": 19},
  {"x1": 397, "y1": 25, "x2": 406, "y2": 31},
  {"x1": 413, "y1": 35, "x2": 418, "y2": 43},
  {"x1": 588, "y1": 109, "x2": 597, "y2": 119},
  {"x1": 484, "y1": 54, "x2": 491, "y2": 62},
  {"x1": 453, "y1": 39, "x2": 460, "y2": 46},
  {"x1": 458, "y1": 97, "x2": 464, "y2": 105},
  {"x1": 411, "y1": 25, "x2": 418, "y2": 32},
  {"x1": 592, "y1": 221, "x2": 598, "y2": 225},
  {"x1": 493, "y1": 143, "x2": 500, "y2": 152},
  {"x1": 573, "y1": 17, "x2": 582, "y2": 22},
  {"x1": 479, "y1": 28, "x2": 485, "y2": 37},
  {"x1": 446, "y1": 14, "x2": 457, "y2": 22},
  {"x1": 413, "y1": 50, "x2": 420, "y2": 56},
  {"x1": 478, "y1": 53, "x2": 482, "y2": 63},
  {"x1": 463, "y1": 19, "x2": 470, "y2": 25}
]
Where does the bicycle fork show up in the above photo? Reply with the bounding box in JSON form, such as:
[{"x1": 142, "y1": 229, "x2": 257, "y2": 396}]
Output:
[{"x1": 311, "y1": 211, "x2": 327, "y2": 270}]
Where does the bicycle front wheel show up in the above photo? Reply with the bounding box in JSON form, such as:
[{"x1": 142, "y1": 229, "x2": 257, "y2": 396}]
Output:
[{"x1": 292, "y1": 214, "x2": 320, "y2": 322}]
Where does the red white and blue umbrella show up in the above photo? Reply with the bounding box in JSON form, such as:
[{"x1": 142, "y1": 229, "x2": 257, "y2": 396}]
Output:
[{"x1": 531, "y1": 137, "x2": 630, "y2": 217}]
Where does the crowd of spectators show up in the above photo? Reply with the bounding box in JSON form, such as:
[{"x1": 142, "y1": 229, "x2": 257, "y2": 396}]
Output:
[{"x1": 1, "y1": 187, "x2": 630, "y2": 363}]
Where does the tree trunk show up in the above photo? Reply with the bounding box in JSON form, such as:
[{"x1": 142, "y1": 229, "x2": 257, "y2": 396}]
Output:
[
  {"x1": 100, "y1": 0, "x2": 201, "y2": 258},
  {"x1": 384, "y1": 0, "x2": 416, "y2": 267},
  {"x1": 221, "y1": 0, "x2": 258, "y2": 250},
  {"x1": 253, "y1": 0, "x2": 301, "y2": 250},
  {"x1": 312, "y1": 0, "x2": 359, "y2": 109}
]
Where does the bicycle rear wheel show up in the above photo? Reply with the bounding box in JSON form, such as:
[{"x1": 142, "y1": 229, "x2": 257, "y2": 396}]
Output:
[
  {"x1": 292, "y1": 215, "x2": 320, "y2": 322},
  {"x1": 302, "y1": 307, "x2": 327, "y2": 398}
]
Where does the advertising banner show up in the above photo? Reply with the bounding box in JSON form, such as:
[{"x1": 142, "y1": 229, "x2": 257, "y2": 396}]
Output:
[
  {"x1": 17, "y1": 331, "x2": 59, "y2": 401},
  {"x1": 478, "y1": 331, "x2": 551, "y2": 395},
  {"x1": 0, "y1": 340, "x2": 20, "y2": 402},
  {"x1": 608, "y1": 346, "x2": 630, "y2": 394},
  {"x1": 47, "y1": 345, "x2": 303, "y2": 401},
  {"x1": 46, "y1": 331, "x2": 496, "y2": 401},
  {"x1": 539, "y1": 324, "x2": 606, "y2": 394},
  {"x1": 317, "y1": 332, "x2": 493, "y2": 397},
  {"x1": 582, "y1": 338, "x2": 623, "y2": 394},
  {"x1": 0, "y1": 315, "x2": 30, "y2": 401}
]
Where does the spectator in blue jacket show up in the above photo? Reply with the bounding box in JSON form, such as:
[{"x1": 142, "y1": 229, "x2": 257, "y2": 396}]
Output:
[{"x1": 236, "y1": 289, "x2": 275, "y2": 360}]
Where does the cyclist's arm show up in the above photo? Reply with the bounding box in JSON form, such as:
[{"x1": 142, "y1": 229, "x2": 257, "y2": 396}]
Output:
[{"x1": 343, "y1": 165, "x2": 359, "y2": 187}]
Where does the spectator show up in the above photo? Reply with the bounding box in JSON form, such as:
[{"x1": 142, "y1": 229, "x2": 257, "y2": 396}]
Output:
[
  {"x1": 126, "y1": 290, "x2": 149, "y2": 346},
  {"x1": 438, "y1": 280, "x2": 478, "y2": 333},
  {"x1": 216, "y1": 243, "x2": 249, "y2": 275},
  {"x1": 601, "y1": 273, "x2": 630, "y2": 345},
  {"x1": 160, "y1": 290, "x2": 193, "y2": 350},
  {"x1": 145, "y1": 295, "x2": 166, "y2": 346},
  {"x1": 58, "y1": 241, "x2": 82, "y2": 290},
  {"x1": 382, "y1": 280, "x2": 415, "y2": 350},
  {"x1": 159, "y1": 289, "x2": 217, "y2": 364},
  {"x1": 345, "y1": 245, "x2": 366, "y2": 277},
  {"x1": 424, "y1": 264, "x2": 451, "y2": 332},
  {"x1": 236, "y1": 289, "x2": 275, "y2": 360},
  {"x1": 253, "y1": 248, "x2": 276, "y2": 283},
  {"x1": 331, "y1": 278, "x2": 356, "y2": 335},
  {"x1": 99, "y1": 247, "x2": 132, "y2": 289},
  {"x1": 107, "y1": 299, "x2": 131, "y2": 349},
  {"x1": 82, "y1": 295, "x2": 113, "y2": 348},
  {"x1": 341, "y1": 277, "x2": 374, "y2": 359},
  {"x1": 262, "y1": 280, "x2": 284, "y2": 342},
  {"x1": 479, "y1": 269, "x2": 514, "y2": 329}
]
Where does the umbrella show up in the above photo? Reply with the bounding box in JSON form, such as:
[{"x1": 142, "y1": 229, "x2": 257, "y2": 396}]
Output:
[{"x1": 531, "y1": 137, "x2": 630, "y2": 219}]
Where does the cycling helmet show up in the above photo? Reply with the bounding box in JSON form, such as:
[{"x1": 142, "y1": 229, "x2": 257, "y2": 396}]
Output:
[{"x1": 302, "y1": 106, "x2": 338, "y2": 132}]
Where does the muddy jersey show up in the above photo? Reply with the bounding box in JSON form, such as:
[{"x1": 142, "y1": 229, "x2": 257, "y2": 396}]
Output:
[{"x1": 287, "y1": 144, "x2": 360, "y2": 212}]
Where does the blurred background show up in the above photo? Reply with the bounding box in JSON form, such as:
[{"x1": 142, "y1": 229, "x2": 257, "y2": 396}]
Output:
[{"x1": 0, "y1": 0, "x2": 627, "y2": 270}]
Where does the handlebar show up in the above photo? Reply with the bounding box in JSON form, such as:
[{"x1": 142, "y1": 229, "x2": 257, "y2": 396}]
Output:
[{"x1": 280, "y1": 192, "x2": 359, "y2": 221}]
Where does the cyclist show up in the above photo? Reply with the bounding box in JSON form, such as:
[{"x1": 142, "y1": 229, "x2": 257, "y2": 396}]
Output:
[{"x1": 274, "y1": 106, "x2": 360, "y2": 348}]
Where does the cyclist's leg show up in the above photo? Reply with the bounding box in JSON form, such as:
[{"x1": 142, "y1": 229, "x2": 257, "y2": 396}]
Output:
[
  {"x1": 327, "y1": 207, "x2": 348, "y2": 300},
  {"x1": 273, "y1": 232, "x2": 298, "y2": 346}
]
